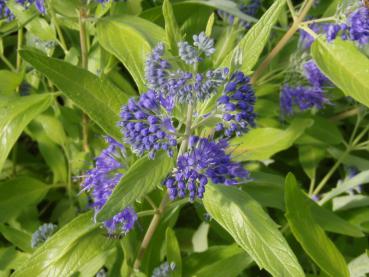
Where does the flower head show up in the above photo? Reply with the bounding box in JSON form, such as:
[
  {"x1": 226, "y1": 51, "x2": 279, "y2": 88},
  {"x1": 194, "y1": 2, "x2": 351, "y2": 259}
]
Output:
[
  {"x1": 81, "y1": 137, "x2": 137, "y2": 235},
  {"x1": 119, "y1": 90, "x2": 177, "y2": 159},
  {"x1": 165, "y1": 137, "x2": 249, "y2": 201},
  {"x1": 178, "y1": 41, "x2": 199, "y2": 65},
  {"x1": 193, "y1": 32, "x2": 215, "y2": 57},
  {"x1": 218, "y1": 0, "x2": 261, "y2": 29},
  {"x1": 349, "y1": 7, "x2": 369, "y2": 45},
  {"x1": 152, "y1": 262, "x2": 176, "y2": 277},
  {"x1": 280, "y1": 85, "x2": 328, "y2": 115},
  {"x1": 216, "y1": 71, "x2": 256, "y2": 137},
  {"x1": 145, "y1": 43, "x2": 228, "y2": 103},
  {"x1": 303, "y1": 59, "x2": 331, "y2": 88},
  {"x1": 31, "y1": 223, "x2": 57, "y2": 248}
]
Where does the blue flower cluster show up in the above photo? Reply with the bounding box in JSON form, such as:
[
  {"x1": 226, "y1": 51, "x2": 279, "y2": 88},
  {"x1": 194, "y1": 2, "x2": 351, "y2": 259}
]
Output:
[
  {"x1": 119, "y1": 90, "x2": 177, "y2": 159},
  {"x1": 280, "y1": 85, "x2": 328, "y2": 115},
  {"x1": 300, "y1": 4, "x2": 369, "y2": 47},
  {"x1": 120, "y1": 32, "x2": 254, "y2": 202},
  {"x1": 216, "y1": 71, "x2": 256, "y2": 137},
  {"x1": 145, "y1": 41, "x2": 227, "y2": 103},
  {"x1": 81, "y1": 137, "x2": 137, "y2": 235},
  {"x1": 31, "y1": 223, "x2": 57, "y2": 248},
  {"x1": 280, "y1": 58, "x2": 330, "y2": 115},
  {"x1": 164, "y1": 137, "x2": 249, "y2": 201},
  {"x1": 218, "y1": 0, "x2": 261, "y2": 29},
  {"x1": 0, "y1": 0, "x2": 45, "y2": 20}
]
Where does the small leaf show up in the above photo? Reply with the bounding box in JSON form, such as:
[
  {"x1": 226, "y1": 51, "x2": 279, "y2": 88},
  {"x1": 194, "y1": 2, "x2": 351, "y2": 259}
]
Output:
[
  {"x1": 230, "y1": 118, "x2": 313, "y2": 161},
  {"x1": 0, "y1": 93, "x2": 53, "y2": 172},
  {"x1": 96, "y1": 152, "x2": 174, "y2": 221},
  {"x1": 166, "y1": 228, "x2": 182, "y2": 277},
  {"x1": 220, "y1": 0, "x2": 287, "y2": 73},
  {"x1": 299, "y1": 145, "x2": 325, "y2": 180},
  {"x1": 163, "y1": 0, "x2": 182, "y2": 52},
  {"x1": 0, "y1": 177, "x2": 48, "y2": 223},
  {"x1": 205, "y1": 13, "x2": 215, "y2": 37},
  {"x1": 312, "y1": 38, "x2": 369, "y2": 108},
  {"x1": 97, "y1": 16, "x2": 166, "y2": 92},
  {"x1": 20, "y1": 49, "x2": 127, "y2": 141},
  {"x1": 203, "y1": 184, "x2": 304, "y2": 277},
  {"x1": 0, "y1": 224, "x2": 32, "y2": 253},
  {"x1": 285, "y1": 173, "x2": 350, "y2": 277},
  {"x1": 0, "y1": 70, "x2": 22, "y2": 95},
  {"x1": 13, "y1": 212, "x2": 114, "y2": 277},
  {"x1": 182, "y1": 244, "x2": 252, "y2": 277}
]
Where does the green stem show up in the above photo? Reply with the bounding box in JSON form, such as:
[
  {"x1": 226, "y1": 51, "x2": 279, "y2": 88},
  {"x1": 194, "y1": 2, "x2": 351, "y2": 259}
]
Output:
[
  {"x1": 79, "y1": 6, "x2": 90, "y2": 153},
  {"x1": 16, "y1": 26, "x2": 23, "y2": 72},
  {"x1": 132, "y1": 103, "x2": 194, "y2": 273},
  {"x1": 0, "y1": 55, "x2": 16, "y2": 72},
  {"x1": 251, "y1": 0, "x2": 315, "y2": 84},
  {"x1": 312, "y1": 148, "x2": 350, "y2": 196},
  {"x1": 49, "y1": 5, "x2": 68, "y2": 53},
  {"x1": 132, "y1": 194, "x2": 169, "y2": 272}
]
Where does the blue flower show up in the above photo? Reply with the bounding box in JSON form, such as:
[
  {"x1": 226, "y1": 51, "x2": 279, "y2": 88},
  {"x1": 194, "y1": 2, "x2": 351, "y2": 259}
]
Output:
[
  {"x1": 193, "y1": 32, "x2": 215, "y2": 57},
  {"x1": 216, "y1": 71, "x2": 256, "y2": 137},
  {"x1": 164, "y1": 137, "x2": 249, "y2": 201},
  {"x1": 178, "y1": 41, "x2": 199, "y2": 64},
  {"x1": 145, "y1": 43, "x2": 228, "y2": 103},
  {"x1": 303, "y1": 59, "x2": 331, "y2": 88},
  {"x1": 119, "y1": 90, "x2": 177, "y2": 159},
  {"x1": 280, "y1": 85, "x2": 328, "y2": 115},
  {"x1": 0, "y1": 0, "x2": 14, "y2": 20},
  {"x1": 348, "y1": 7, "x2": 369, "y2": 45},
  {"x1": 81, "y1": 137, "x2": 137, "y2": 235},
  {"x1": 31, "y1": 223, "x2": 57, "y2": 248}
]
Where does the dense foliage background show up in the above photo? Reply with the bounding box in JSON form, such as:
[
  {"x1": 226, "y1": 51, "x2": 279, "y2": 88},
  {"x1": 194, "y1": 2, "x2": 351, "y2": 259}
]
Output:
[{"x1": 0, "y1": 0, "x2": 369, "y2": 276}]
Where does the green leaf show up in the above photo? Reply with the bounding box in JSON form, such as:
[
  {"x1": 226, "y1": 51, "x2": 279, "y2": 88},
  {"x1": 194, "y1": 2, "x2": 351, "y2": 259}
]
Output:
[
  {"x1": 96, "y1": 152, "x2": 174, "y2": 221},
  {"x1": 220, "y1": 0, "x2": 286, "y2": 73},
  {"x1": 205, "y1": 13, "x2": 215, "y2": 37},
  {"x1": 0, "y1": 224, "x2": 32, "y2": 253},
  {"x1": 311, "y1": 38, "x2": 369, "y2": 108},
  {"x1": 165, "y1": 228, "x2": 181, "y2": 277},
  {"x1": 163, "y1": 0, "x2": 182, "y2": 52},
  {"x1": 0, "y1": 93, "x2": 53, "y2": 172},
  {"x1": 285, "y1": 173, "x2": 350, "y2": 277},
  {"x1": 298, "y1": 145, "x2": 325, "y2": 180},
  {"x1": 319, "y1": 170, "x2": 369, "y2": 205},
  {"x1": 230, "y1": 118, "x2": 313, "y2": 161},
  {"x1": 20, "y1": 49, "x2": 127, "y2": 141},
  {"x1": 348, "y1": 251, "x2": 369, "y2": 277},
  {"x1": 0, "y1": 70, "x2": 22, "y2": 95},
  {"x1": 97, "y1": 16, "x2": 166, "y2": 92},
  {"x1": 13, "y1": 212, "x2": 114, "y2": 277},
  {"x1": 0, "y1": 176, "x2": 48, "y2": 223},
  {"x1": 182, "y1": 244, "x2": 252, "y2": 277},
  {"x1": 203, "y1": 184, "x2": 304, "y2": 277},
  {"x1": 245, "y1": 173, "x2": 363, "y2": 237},
  {"x1": 333, "y1": 195, "x2": 369, "y2": 211}
]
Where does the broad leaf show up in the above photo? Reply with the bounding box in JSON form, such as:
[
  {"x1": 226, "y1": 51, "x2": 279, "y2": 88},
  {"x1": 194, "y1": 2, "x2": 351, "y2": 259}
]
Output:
[
  {"x1": 0, "y1": 93, "x2": 53, "y2": 172},
  {"x1": 285, "y1": 173, "x2": 350, "y2": 277},
  {"x1": 20, "y1": 49, "x2": 127, "y2": 141},
  {"x1": 312, "y1": 38, "x2": 369, "y2": 108},
  {"x1": 163, "y1": 0, "x2": 182, "y2": 52},
  {"x1": 298, "y1": 145, "x2": 325, "y2": 180},
  {"x1": 13, "y1": 212, "x2": 114, "y2": 277},
  {"x1": 0, "y1": 177, "x2": 48, "y2": 223},
  {"x1": 165, "y1": 228, "x2": 181, "y2": 277},
  {"x1": 230, "y1": 118, "x2": 313, "y2": 161},
  {"x1": 203, "y1": 184, "x2": 304, "y2": 277},
  {"x1": 0, "y1": 224, "x2": 32, "y2": 253},
  {"x1": 220, "y1": 0, "x2": 286, "y2": 73},
  {"x1": 96, "y1": 152, "x2": 174, "y2": 221},
  {"x1": 97, "y1": 16, "x2": 166, "y2": 92}
]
